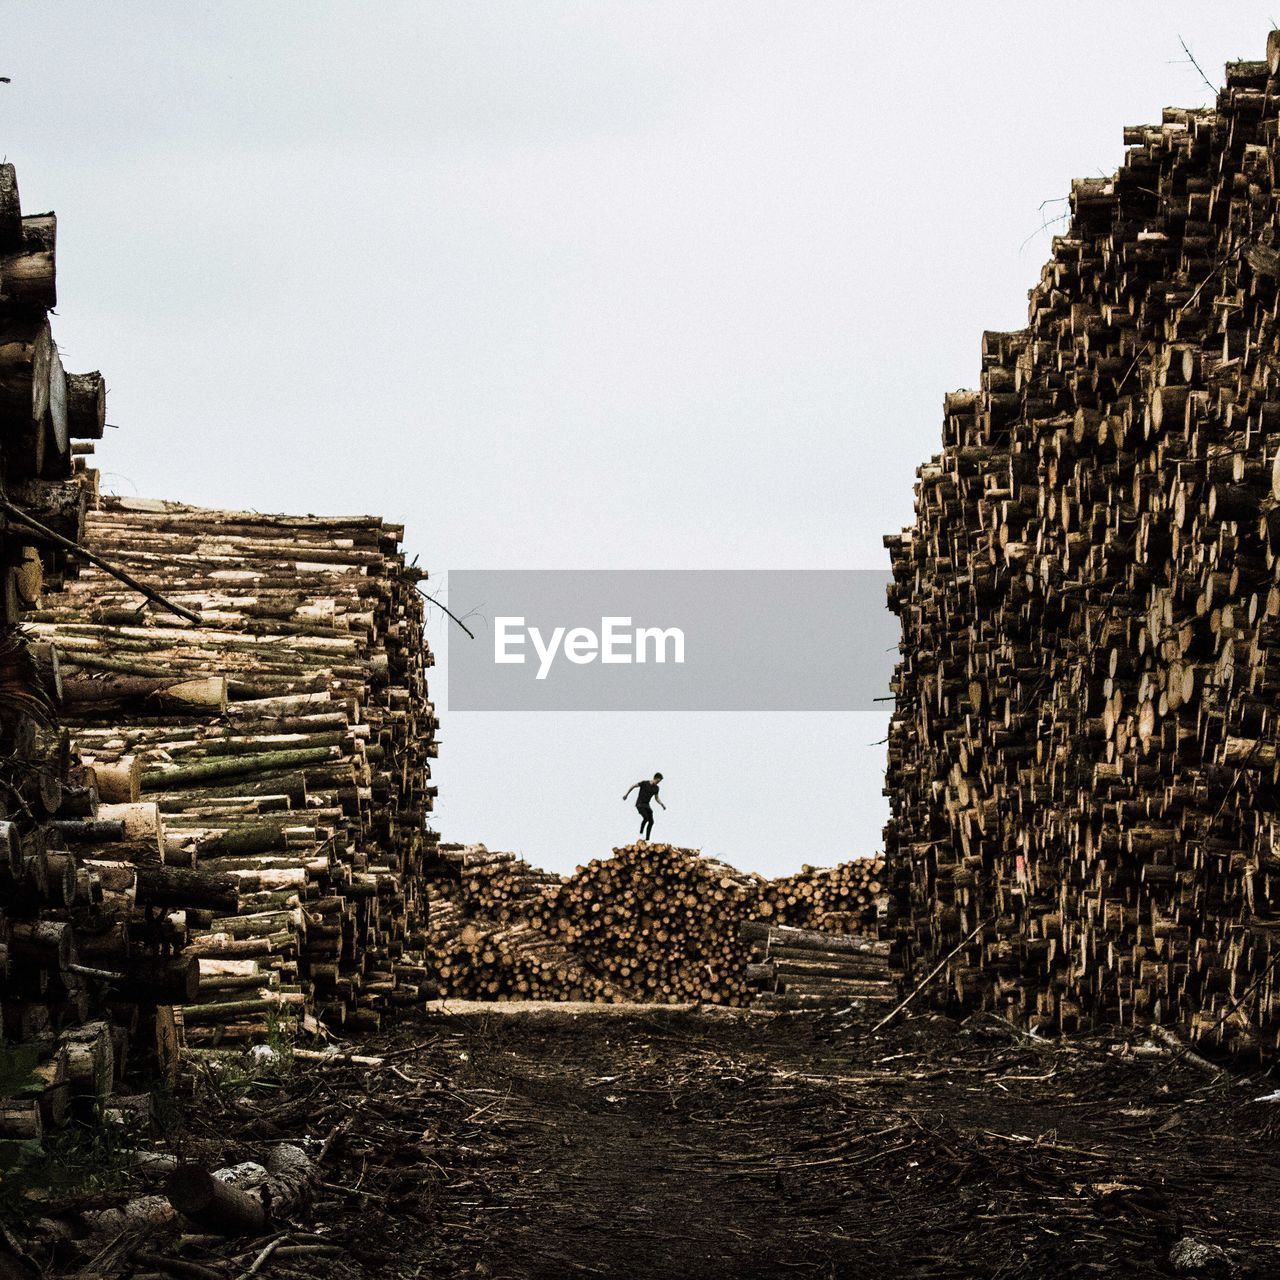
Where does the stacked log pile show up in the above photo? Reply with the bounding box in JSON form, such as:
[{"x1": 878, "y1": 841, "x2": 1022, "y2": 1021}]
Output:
[
  {"x1": 422, "y1": 846, "x2": 612, "y2": 999},
  {"x1": 423, "y1": 843, "x2": 885, "y2": 1005},
  {"x1": 29, "y1": 497, "x2": 440, "y2": 1041},
  {"x1": 884, "y1": 33, "x2": 1280, "y2": 1057},
  {"x1": 741, "y1": 921, "x2": 895, "y2": 1010},
  {"x1": 430, "y1": 843, "x2": 565, "y2": 926},
  {"x1": 541, "y1": 844, "x2": 763, "y2": 1003},
  {"x1": 0, "y1": 164, "x2": 222, "y2": 1145},
  {"x1": 757, "y1": 858, "x2": 886, "y2": 933},
  {"x1": 424, "y1": 904, "x2": 622, "y2": 1001}
]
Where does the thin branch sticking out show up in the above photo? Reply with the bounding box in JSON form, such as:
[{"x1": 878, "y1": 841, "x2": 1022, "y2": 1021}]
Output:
[
  {"x1": 1179, "y1": 35, "x2": 1218, "y2": 96},
  {"x1": 0, "y1": 497, "x2": 202, "y2": 624}
]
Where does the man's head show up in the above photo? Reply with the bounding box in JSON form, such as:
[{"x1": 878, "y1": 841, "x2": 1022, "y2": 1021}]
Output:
[{"x1": 653, "y1": 772, "x2": 663, "y2": 783}]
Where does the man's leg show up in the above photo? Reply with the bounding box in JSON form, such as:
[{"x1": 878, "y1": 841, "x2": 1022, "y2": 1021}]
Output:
[{"x1": 639, "y1": 805, "x2": 653, "y2": 840}]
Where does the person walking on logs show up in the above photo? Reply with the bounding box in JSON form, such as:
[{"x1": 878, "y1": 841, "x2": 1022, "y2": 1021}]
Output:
[{"x1": 624, "y1": 773, "x2": 665, "y2": 842}]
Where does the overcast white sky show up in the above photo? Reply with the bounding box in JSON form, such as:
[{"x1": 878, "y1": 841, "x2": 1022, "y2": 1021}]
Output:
[{"x1": 2, "y1": 4, "x2": 1272, "y2": 874}]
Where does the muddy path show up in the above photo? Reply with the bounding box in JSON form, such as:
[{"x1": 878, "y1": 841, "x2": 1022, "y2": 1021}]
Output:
[
  {"x1": 47, "y1": 1007, "x2": 1280, "y2": 1280},
  {"x1": 35, "y1": 1008, "x2": 1280, "y2": 1280}
]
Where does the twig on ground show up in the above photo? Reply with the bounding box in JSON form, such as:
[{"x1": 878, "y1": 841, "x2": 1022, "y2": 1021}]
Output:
[
  {"x1": 1151, "y1": 1025, "x2": 1227, "y2": 1080},
  {"x1": 237, "y1": 1233, "x2": 288, "y2": 1280}
]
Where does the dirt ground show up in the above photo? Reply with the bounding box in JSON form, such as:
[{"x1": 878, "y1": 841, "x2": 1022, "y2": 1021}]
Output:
[{"x1": 33, "y1": 1003, "x2": 1280, "y2": 1280}]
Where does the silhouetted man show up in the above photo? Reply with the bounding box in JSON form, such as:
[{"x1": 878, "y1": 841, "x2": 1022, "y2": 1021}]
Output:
[{"x1": 623, "y1": 772, "x2": 665, "y2": 841}]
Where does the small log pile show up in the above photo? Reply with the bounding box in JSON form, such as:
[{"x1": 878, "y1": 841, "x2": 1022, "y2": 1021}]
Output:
[
  {"x1": 422, "y1": 843, "x2": 887, "y2": 1004},
  {"x1": 542, "y1": 844, "x2": 763, "y2": 1003},
  {"x1": 741, "y1": 921, "x2": 895, "y2": 1010},
  {"x1": 29, "y1": 497, "x2": 440, "y2": 1041},
  {"x1": 50, "y1": 1137, "x2": 328, "y2": 1251},
  {"x1": 0, "y1": 164, "x2": 218, "y2": 1145},
  {"x1": 425, "y1": 906, "x2": 622, "y2": 1001},
  {"x1": 423, "y1": 846, "x2": 616, "y2": 999},
  {"x1": 430, "y1": 842, "x2": 565, "y2": 926},
  {"x1": 757, "y1": 858, "x2": 887, "y2": 933},
  {"x1": 884, "y1": 32, "x2": 1280, "y2": 1057}
]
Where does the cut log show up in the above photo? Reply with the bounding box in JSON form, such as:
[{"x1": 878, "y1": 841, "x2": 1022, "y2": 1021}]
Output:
[{"x1": 165, "y1": 1144, "x2": 317, "y2": 1235}]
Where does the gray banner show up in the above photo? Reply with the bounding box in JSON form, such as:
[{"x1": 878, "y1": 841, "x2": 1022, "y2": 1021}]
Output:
[{"x1": 444, "y1": 570, "x2": 896, "y2": 711}]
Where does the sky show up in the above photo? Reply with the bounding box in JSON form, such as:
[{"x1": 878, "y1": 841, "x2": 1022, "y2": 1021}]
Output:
[{"x1": 1, "y1": 3, "x2": 1273, "y2": 874}]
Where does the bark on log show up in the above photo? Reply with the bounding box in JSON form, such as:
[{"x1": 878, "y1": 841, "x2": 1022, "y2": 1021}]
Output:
[{"x1": 165, "y1": 1144, "x2": 318, "y2": 1235}]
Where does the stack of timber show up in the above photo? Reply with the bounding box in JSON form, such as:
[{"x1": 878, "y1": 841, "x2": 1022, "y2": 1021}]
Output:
[
  {"x1": 741, "y1": 921, "x2": 895, "y2": 1010},
  {"x1": 542, "y1": 844, "x2": 764, "y2": 1004},
  {"x1": 884, "y1": 32, "x2": 1280, "y2": 1059},
  {"x1": 29, "y1": 497, "x2": 440, "y2": 1041},
  {"x1": 424, "y1": 903, "x2": 622, "y2": 1001},
  {"x1": 423, "y1": 846, "x2": 617, "y2": 999},
  {"x1": 757, "y1": 857, "x2": 887, "y2": 933},
  {"x1": 429, "y1": 842, "x2": 565, "y2": 926},
  {"x1": 0, "y1": 164, "x2": 215, "y2": 1148},
  {"x1": 422, "y1": 844, "x2": 889, "y2": 1005}
]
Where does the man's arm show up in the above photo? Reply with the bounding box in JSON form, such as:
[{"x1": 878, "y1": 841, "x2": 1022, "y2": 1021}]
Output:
[
  {"x1": 623, "y1": 782, "x2": 638, "y2": 800},
  {"x1": 656, "y1": 795, "x2": 666, "y2": 810}
]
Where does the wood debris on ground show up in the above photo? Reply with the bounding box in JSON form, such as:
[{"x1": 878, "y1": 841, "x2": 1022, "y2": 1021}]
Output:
[{"x1": 6, "y1": 1003, "x2": 1280, "y2": 1278}]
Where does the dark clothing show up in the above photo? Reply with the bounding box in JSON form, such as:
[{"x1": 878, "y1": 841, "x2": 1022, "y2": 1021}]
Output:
[
  {"x1": 635, "y1": 780, "x2": 660, "y2": 806},
  {"x1": 632, "y1": 780, "x2": 660, "y2": 840}
]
